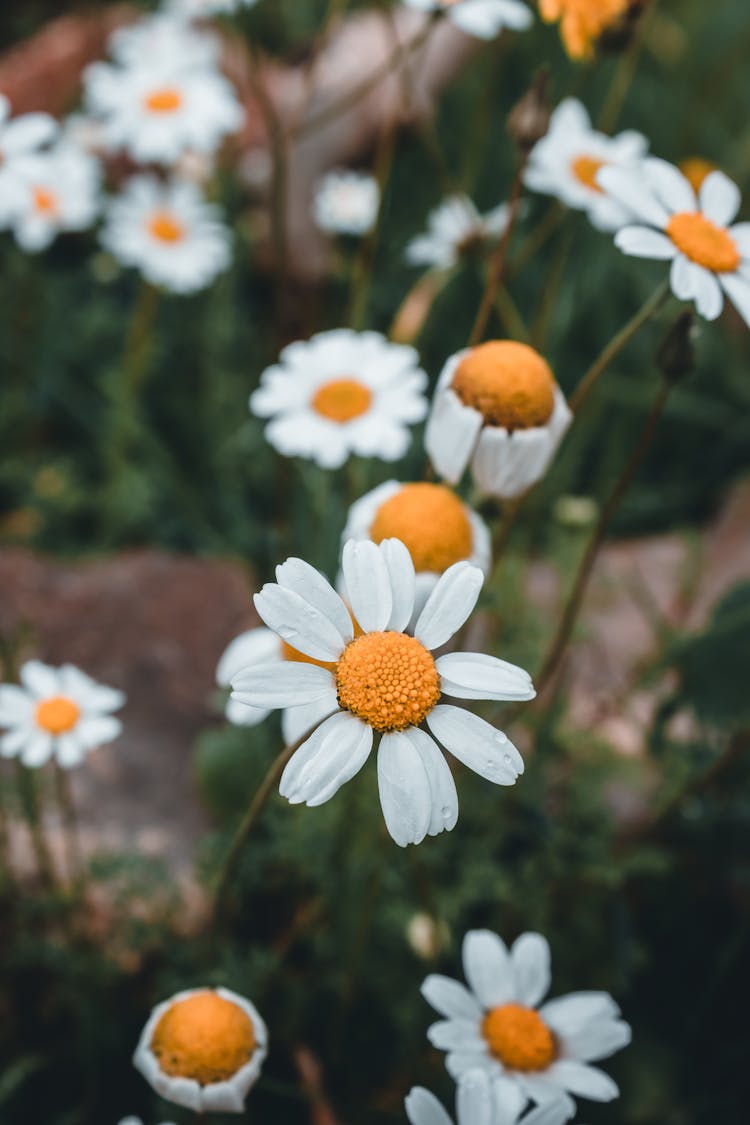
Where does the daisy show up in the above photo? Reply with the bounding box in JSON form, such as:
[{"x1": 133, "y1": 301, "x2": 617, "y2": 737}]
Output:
[
  {"x1": 406, "y1": 1068, "x2": 573, "y2": 1125},
  {"x1": 101, "y1": 175, "x2": 231, "y2": 294},
  {"x1": 524, "y1": 98, "x2": 647, "y2": 231},
  {"x1": 249, "y1": 330, "x2": 429, "y2": 470},
  {"x1": 313, "y1": 169, "x2": 380, "y2": 236},
  {"x1": 403, "y1": 0, "x2": 533, "y2": 40},
  {"x1": 425, "y1": 340, "x2": 572, "y2": 499},
  {"x1": 5, "y1": 143, "x2": 99, "y2": 253},
  {"x1": 598, "y1": 158, "x2": 750, "y2": 327},
  {"x1": 0, "y1": 95, "x2": 58, "y2": 226},
  {"x1": 423, "y1": 929, "x2": 631, "y2": 1112},
  {"x1": 230, "y1": 537, "x2": 535, "y2": 847},
  {"x1": 167, "y1": 0, "x2": 260, "y2": 17},
  {"x1": 134, "y1": 987, "x2": 267, "y2": 1114},
  {"x1": 107, "y1": 12, "x2": 222, "y2": 70},
  {"x1": 341, "y1": 481, "x2": 491, "y2": 618},
  {"x1": 0, "y1": 660, "x2": 124, "y2": 769},
  {"x1": 406, "y1": 196, "x2": 512, "y2": 271},
  {"x1": 539, "y1": 0, "x2": 633, "y2": 60}
]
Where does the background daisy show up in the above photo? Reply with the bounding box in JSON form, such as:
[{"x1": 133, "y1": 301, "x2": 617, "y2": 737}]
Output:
[
  {"x1": 406, "y1": 195, "x2": 512, "y2": 270},
  {"x1": 5, "y1": 143, "x2": 100, "y2": 252},
  {"x1": 403, "y1": 0, "x2": 533, "y2": 40},
  {"x1": 0, "y1": 95, "x2": 58, "y2": 227},
  {"x1": 313, "y1": 169, "x2": 380, "y2": 236}
]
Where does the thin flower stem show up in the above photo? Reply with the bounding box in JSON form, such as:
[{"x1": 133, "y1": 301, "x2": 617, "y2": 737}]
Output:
[
  {"x1": 14, "y1": 762, "x2": 58, "y2": 892},
  {"x1": 53, "y1": 762, "x2": 85, "y2": 891},
  {"x1": 247, "y1": 41, "x2": 289, "y2": 304},
  {"x1": 124, "y1": 281, "x2": 160, "y2": 399},
  {"x1": 535, "y1": 379, "x2": 673, "y2": 695}
]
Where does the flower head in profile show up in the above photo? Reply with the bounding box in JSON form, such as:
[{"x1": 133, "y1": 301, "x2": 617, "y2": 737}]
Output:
[
  {"x1": 230, "y1": 538, "x2": 534, "y2": 847},
  {"x1": 403, "y1": 0, "x2": 532, "y2": 40},
  {"x1": 6, "y1": 143, "x2": 100, "y2": 253},
  {"x1": 599, "y1": 158, "x2": 750, "y2": 327},
  {"x1": 406, "y1": 196, "x2": 512, "y2": 271},
  {"x1": 313, "y1": 169, "x2": 380, "y2": 236},
  {"x1": 101, "y1": 175, "x2": 231, "y2": 293},
  {"x1": 425, "y1": 341, "x2": 572, "y2": 499},
  {"x1": 0, "y1": 660, "x2": 124, "y2": 769},
  {"x1": 406, "y1": 1068, "x2": 573, "y2": 1125},
  {"x1": 134, "y1": 987, "x2": 267, "y2": 1113},
  {"x1": 423, "y1": 929, "x2": 630, "y2": 1114},
  {"x1": 0, "y1": 95, "x2": 58, "y2": 226},
  {"x1": 525, "y1": 98, "x2": 647, "y2": 231},
  {"x1": 540, "y1": 0, "x2": 633, "y2": 60},
  {"x1": 250, "y1": 330, "x2": 429, "y2": 470}
]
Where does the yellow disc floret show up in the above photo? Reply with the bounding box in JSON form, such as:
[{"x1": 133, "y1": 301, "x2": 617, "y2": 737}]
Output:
[
  {"x1": 370, "y1": 483, "x2": 473, "y2": 573},
  {"x1": 311, "y1": 379, "x2": 373, "y2": 423},
  {"x1": 452, "y1": 341, "x2": 556, "y2": 432},
  {"x1": 335, "y1": 632, "x2": 440, "y2": 732},
  {"x1": 151, "y1": 991, "x2": 256, "y2": 1086},
  {"x1": 482, "y1": 1003, "x2": 556, "y2": 1071},
  {"x1": 144, "y1": 87, "x2": 184, "y2": 114},
  {"x1": 148, "y1": 211, "x2": 185, "y2": 244},
  {"x1": 666, "y1": 212, "x2": 740, "y2": 274},
  {"x1": 35, "y1": 696, "x2": 80, "y2": 735},
  {"x1": 571, "y1": 154, "x2": 606, "y2": 192}
]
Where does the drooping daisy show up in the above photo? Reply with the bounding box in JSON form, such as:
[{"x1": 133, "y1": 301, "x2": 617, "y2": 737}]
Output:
[
  {"x1": 231, "y1": 538, "x2": 535, "y2": 847},
  {"x1": 249, "y1": 330, "x2": 429, "y2": 470},
  {"x1": 406, "y1": 1068, "x2": 573, "y2": 1125},
  {"x1": 406, "y1": 196, "x2": 512, "y2": 271},
  {"x1": 107, "y1": 12, "x2": 222, "y2": 70},
  {"x1": 134, "y1": 987, "x2": 267, "y2": 1114},
  {"x1": 425, "y1": 341, "x2": 572, "y2": 499},
  {"x1": 101, "y1": 175, "x2": 231, "y2": 294},
  {"x1": 313, "y1": 169, "x2": 380, "y2": 236},
  {"x1": 0, "y1": 660, "x2": 125, "y2": 769},
  {"x1": 524, "y1": 98, "x2": 647, "y2": 231},
  {"x1": 403, "y1": 0, "x2": 533, "y2": 40},
  {"x1": 539, "y1": 0, "x2": 633, "y2": 60},
  {"x1": 0, "y1": 95, "x2": 58, "y2": 226},
  {"x1": 598, "y1": 158, "x2": 750, "y2": 327},
  {"x1": 423, "y1": 929, "x2": 631, "y2": 1112},
  {"x1": 341, "y1": 481, "x2": 491, "y2": 618}
]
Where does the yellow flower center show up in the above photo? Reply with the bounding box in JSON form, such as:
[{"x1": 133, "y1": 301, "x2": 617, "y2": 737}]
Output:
[
  {"x1": 33, "y1": 187, "x2": 59, "y2": 216},
  {"x1": 452, "y1": 341, "x2": 556, "y2": 431},
  {"x1": 482, "y1": 1003, "x2": 556, "y2": 1071},
  {"x1": 666, "y1": 211, "x2": 740, "y2": 274},
  {"x1": 311, "y1": 378, "x2": 373, "y2": 424},
  {"x1": 540, "y1": 0, "x2": 631, "y2": 59},
  {"x1": 679, "y1": 158, "x2": 718, "y2": 196},
  {"x1": 335, "y1": 632, "x2": 440, "y2": 733},
  {"x1": 370, "y1": 483, "x2": 473, "y2": 573},
  {"x1": 144, "y1": 87, "x2": 184, "y2": 114},
  {"x1": 35, "y1": 696, "x2": 80, "y2": 735},
  {"x1": 148, "y1": 211, "x2": 185, "y2": 244},
  {"x1": 150, "y1": 991, "x2": 256, "y2": 1086},
  {"x1": 571, "y1": 154, "x2": 605, "y2": 192}
]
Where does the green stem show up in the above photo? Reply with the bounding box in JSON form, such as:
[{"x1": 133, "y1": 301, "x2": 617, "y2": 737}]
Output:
[
  {"x1": 53, "y1": 762, "x2": 85, "y2": 892},
  {"x1": 346, "y1": 126, "x2": 397, "y2": 330},
  {"x1": 14, "y1": 762, "x2": 57, "y2": 891}
]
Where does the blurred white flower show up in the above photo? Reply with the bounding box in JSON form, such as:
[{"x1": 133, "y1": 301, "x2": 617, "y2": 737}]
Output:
[
  {"x1": 0, "y1": 95, "x2": 58, "y2": 226},
  {"x1": 524, "y1": 98, "x2": 647, "y2": 231},
  {"x1": 403, "y1": 0, "x2": 533, "y2": 40},
  {"x1": 406, "y1": 1067, "x2": 573, "y2": 1125},
  {"x1": 313, "y1": 169, "x2": 380, "y2": 236},
  {"x1": 0, "y1": 660, "x2": 124, "y2": 769},
  {"x1": 101, "y1": 175, "x2": 231, "y2": 294},
  {"x1": 118, "y1": 1118, "x2": 176, "y2": 1125},
  {"x1": 6, "y1": 144, "x2": 100, "y2": 252},
  {"x1": 249, "y1": 330, "x2": 429, "y2": 469},
  {"x1": 107, "y1": 13, "x2": 221, "y2": 68},
  {"x1": 406, "y1": 196, "x2": 512, "y2": 270},
  {"x1": 166, "y1": 0, "x2": 259, "y2": 17}
]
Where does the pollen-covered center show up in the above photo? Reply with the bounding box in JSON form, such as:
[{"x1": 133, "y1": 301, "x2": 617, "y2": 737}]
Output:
[
  {"x1": 335, "y1": 631, "x2": 440, "y2": 732},
  {"x1": 311, "y1": 378, "x2": 373, "y2": 423},
  {"x1": 144, "y1": 86, "x2": 184, "y2": 114},
  {"x1": 679, "y1": 158, "x2": 718, "y2": 196},
  {"x1": 452, "y1": 341, "x2": 556, "y2": 431},
  {"x1": 666, "y1": 211, "x2": 740, "y2": 273},
  {"x1": 150, "y1": 990, "x2": 256, "y2": 1086},
  {"x1": 571, "y1": 154, "x2": 606, "y2": 192},
  {"x1": 148, "y1": 211, "x2": 185, "y2": 244},
  {"x1": 35, "y1": 696, "x2": 80, "y2": 735},
  {"x1": 370, "y1": 483, "x2": 473, "y2": 573},
  {"x1": 33, "y1": 187, "x2": 59, "y2": 216},
  {"x1": 482, "y1": 1003, "x2": 556, "y2": 1072}
]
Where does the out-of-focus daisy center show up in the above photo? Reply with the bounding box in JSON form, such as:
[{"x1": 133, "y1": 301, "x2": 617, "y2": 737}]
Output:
[
  {"x1": 311, "y1": 378, "x2": 372, "y2": 423},
  {"x1": 144, "y1": 87, "x2": 184, "y2": 114},
  {"x1": 150, "y1": 990, "x2": 256, "y2": 1085},
  {"x1": 666, "y1": 211, "x2": 740, "y2": 273},
  {"x1": 452, "y1": 341, "x2": 556, "y2": 431},
  {"x1": 571, "y1": 154, "x2": 605, "y2": 192},
  {"x1": 370, "y1": 483, "x2": 472, "y2": 573},
  {"x1": 35, "y1": 696, "x2": 80, "y2": 735},
  {"x1": 148, "y1": 211, "x2": 185, "y2": 244},
  {"x1": 679, "y1": 158, "x2": 718, "y2": 196},
  {"x1": 335, "y1": 632, "x2": 440, "y2": 732},
  {"x1": 482, "y1": 1003, "x2": 556, "y2": 1071},
  {"x1": 33, "y1": 187, "x2": 59, "y2": 216}
]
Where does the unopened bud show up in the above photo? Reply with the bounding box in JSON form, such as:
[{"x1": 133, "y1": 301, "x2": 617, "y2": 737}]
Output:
[
  {"x1": 507, "y1": 70, "x2": 551, "y2": 153},
  {"x1": 657, "y1": 311, "x2": 695, "y2": 382}
]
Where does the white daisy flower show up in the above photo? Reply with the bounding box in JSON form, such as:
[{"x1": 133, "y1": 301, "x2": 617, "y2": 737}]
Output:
[
  {"x1": 406, "y1": 195, "x2": 513, "y2": 270},
  {"x1": 598, "y1": 158, "x2": 750, "y2": 327},
  {"x1": 249, "y1": 330, "x2": 429, "y2": 470},
  {"x1": 425, "y1": 341, "x2": 572, "y2": 499},
  {"x1": 406, "y1": 1068, "x2": 573, "y2": 1125},
  {"x1": 133, "y1": 987, "x2": 267, "y2": 1114},
  {"x1": 313, "y1": 169, "x2": 380, "y2": 236},
  {"x1": 403, "y1": 0, "x2": 533, "y2": 41},
  {"x1": 107, "y1": 13, "x2": 222, "y2": 69},
  {"x1": 524, "y1": 98, "x2": 647, "y2": 231},
  {"x1": 341, "y1": 480, "x2": 491, "y2": 619},
  {"x1": 101, "y1": 175, "x2": 231, "y2": 294},
  {"x1": 0, "y1": 95, "x2": 58, "y2": 226},
  {"x1": 5, "y1": 143, "x2": 100, "y2": 253},
  {"x1": 0, "y1": 660, "x2": 124, "y2": 769},
  {"x1": 230, "y1": 538, "x2": 535, "y2": 847},
  {"x1": 422, "y1": 929, "x2": 631, "y2": 1113},
  {"x1": 83, "y1": 56, "x2": 243, "y2": 165},
  {"x1": 167, "y1": 0, "x2": 259, "y2": 17}
]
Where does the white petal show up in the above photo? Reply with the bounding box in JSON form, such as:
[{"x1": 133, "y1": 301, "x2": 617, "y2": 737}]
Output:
[
  {"x1": 427, "y1": 706, "x2": 524, "y2": 784},
  {"x1": 597, "y1": 166, "x2": 669, "y2": 227},
  {"x1": 226, "y1": 697, "x2": 270, "y2": 727},
  {"x1": 456, "y1": 1068, "x2": 494, "y2": 1125},
  {"x1": 377, "y1": 730, "x2": 432, "y2": 847},
  {"x1": 644, "y1": 157, "x2": 696, "y2": 214},
  {"x1": 729, "y1": 222, "x2": 750, "y2": 255},
  {"x1": 216, "y1": 628, "x2": 280, "y2": 686},
  {"x1": 699, "y1": 171, "x2": 741, "y2": 226},
  {"x1": 56, "y1": 733, "x2": 85, "y2": 769},
  {"x1": 407, "y1": 727, "x2": 458, "y2": 836},
  {"x1": 275, "y1": 558, "x2": 353, "y2": 645},
  {"x1": 20, "y1": 732, "x2": 53, "y2": 768},
  {"x1": 341, "y1": 539, "x2": 392, "y2": 632},
  {"x1": 540, "y1": 992, "x2": 620, "y2": 1033},
  {"x1": 279, "y1": 711, "x2": 372, "y2": 806},
  {"x1": 379, "y1": 538, "x2": 416, "y2": 632},
  {"x1": 231, "y1": 662, "x2": 335, "y2": 709},
  {"x1": 405, "y1": 1088, "x2": 453, "y2": 1125},
  {"x1": 74, "y1": 715, "x2": 122, "y2": 749},
  {"x1": 20, "y1": 660, "x2": 60, "y2": 699},
  {"x1": 446, "y1": 1049, "x2": 495, "y2": 1081},
  {"x1": 425, "y1": 387, "x2": 482, "y2": 485},
  {"x1": 254, "y1": 584, "x2": 346, "y2": 661},
  {"x1": 720, "y1": 271, "x2": 750, "y2": 328},
  {"x1": 521, "y1": 1098, "x2": 576, "y2": 1125},
  {"x1": 691, "y1": 266, "x2": 724, "y2": 320},
  {"x1": 510, "y1": 933, "x2": 550, "y2": 1007},
  {"x1": 544, "y1": 1060, "x2": 619, "y2": 1102},
  {"x1": 560, "y1": 1017, "x2": 631, "y2": 1062},
  {"x1": 414, "y1": 563, "x2": 483, "y2": 650},
  {"x1": 614, "y1": 226, "x2": 676, "y2": 260},
  {"x1": 492, "y1": 1075, "x2": 528, "y2": 1125},
  {"x1": 280, "y1": 696, "x2": 337, "y2": 746},
  {"x1": 670, "y1": 254, "x2": 703, "y2": 301},
  {"x1": 0, "y1": 685, "x2": 33, "y2": 725},
  {"x1": 462, "y1": 929, "x2": 515, "y2": 1008},
  {"x1": 428, "y1": 1018, "x2": 485, "y2": 1052},
  {"x1": 436, "y1": 652, "x2": 535, "y2": 702},
  {"x1": 421, "y1": 974, "x2": 483, "y2": 1021}
]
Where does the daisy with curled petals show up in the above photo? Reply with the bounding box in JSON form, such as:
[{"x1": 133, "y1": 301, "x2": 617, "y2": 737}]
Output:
[
  {"x1": 0, "y1": 660, "x2": 124, "y2": 769},
  {"x1": 403, "y1": 0, "x2": 532, "y2": 40},
  {"x1": 406, "y1": 1068, "x2": 573, "y2": 1125},
  {"x1": 0, "y1": 95, "x2": 58, "y2": 226},
  {"x1": 7, "y1": 144, "x2": 100, "y2": 253},
  {"x1": 313, "y1": 169, "x2": 380, "y2": 236},
  {"x1": 423, "y1": 928, "x2": 631, "y2": 1113},
  {"x1": 230, "y1": 538, "x2": 535, "y2": 847},
  {"x1": 540, "y1": 0, "x2": 632, "y2": 60},
  {"x1": 524, "y1": 98, "x2": 647, "y2": 231},
  {"x1": 598, "y1": 158, "x2": 750, "y2": 327},
  {"x1": 134, "y1": 986, "x2": 267, "y2": 1114},
  {"x1": 249, "y1": 330, "x2": 428, "y2": 470},
  {"x1": 406, "y1": 196, "x2": 512, "y2": 271},
  {"x1": 101, "y1": 176, "x2": 231, "y2": 294},
  {"x1": 425, "y1": 341, "x2": 572, "y2": 499}
]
